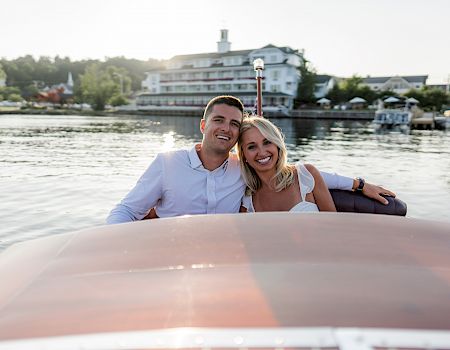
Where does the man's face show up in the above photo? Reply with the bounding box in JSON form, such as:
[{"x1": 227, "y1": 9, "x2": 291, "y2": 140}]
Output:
[{"x1": 200, "y1": 103, "x2": 243, "y2": 155}]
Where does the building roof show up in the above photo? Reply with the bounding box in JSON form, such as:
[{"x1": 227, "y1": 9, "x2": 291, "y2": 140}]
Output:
[
  {"x1": 260, "y1": 44, "x2": 299, "y2": 55},
  {"x1": 315, "y1": 75, "x2": 334, "y2": 84},
  {"x1": 363, "y1": 75, "x2": 428, "y2": 84},
  {"x1": 170, "y1": 44, "x2": 300, "y2": 61},
  {"x1": 171, "y1": 49, "x2": 254, "y2": 61}
]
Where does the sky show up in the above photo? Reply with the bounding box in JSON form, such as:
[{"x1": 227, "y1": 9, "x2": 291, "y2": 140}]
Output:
[{"x1": 1, "y1": 0, "x2": 449, "y2": 84}]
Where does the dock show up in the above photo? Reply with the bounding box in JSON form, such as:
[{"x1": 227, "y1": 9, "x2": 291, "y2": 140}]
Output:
[{"x1": 411, "y1": 117, "x2": 434, "y2": 129}]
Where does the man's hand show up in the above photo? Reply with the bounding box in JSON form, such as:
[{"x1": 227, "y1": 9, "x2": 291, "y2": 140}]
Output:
[{"x1": 362, "y1": 183, "x2": 396, "y2": 205}]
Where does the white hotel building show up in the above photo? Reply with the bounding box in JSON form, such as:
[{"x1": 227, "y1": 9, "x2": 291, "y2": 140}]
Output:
[{"x1": 138, "y1": 30, "x2": 303, "y2": 111}]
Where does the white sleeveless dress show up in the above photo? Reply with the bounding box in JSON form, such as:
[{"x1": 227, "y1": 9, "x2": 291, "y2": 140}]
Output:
[{"x1": 243, "y1": 163, "x2": 319, "y2": 212}]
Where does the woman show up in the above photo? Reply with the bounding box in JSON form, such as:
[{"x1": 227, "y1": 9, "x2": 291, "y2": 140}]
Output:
[{"x1": 237, "y1": 116, "x2": 336, "y2": 212}]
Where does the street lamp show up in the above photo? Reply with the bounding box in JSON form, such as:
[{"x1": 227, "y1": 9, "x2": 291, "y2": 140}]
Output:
[{"x1": 253, "y1": 58, "x2": 264, "y2": 116}]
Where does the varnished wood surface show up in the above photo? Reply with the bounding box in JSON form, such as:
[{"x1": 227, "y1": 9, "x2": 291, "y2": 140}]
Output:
[{"x1": 0, "y1": 213, "x2": 449, "y2": 341}]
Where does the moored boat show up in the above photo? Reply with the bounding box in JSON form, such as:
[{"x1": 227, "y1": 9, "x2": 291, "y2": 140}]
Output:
[
  {"x1": 434, "y1": 114, "x2": 450, "y2": 130},
  {"x1": 372, "y1": 109, "x2": 412, "y2": 129}
]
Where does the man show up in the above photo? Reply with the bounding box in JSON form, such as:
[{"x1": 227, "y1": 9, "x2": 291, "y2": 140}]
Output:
[{"x1": 107, "y1": 95, "x2": 394, "y2": 224}]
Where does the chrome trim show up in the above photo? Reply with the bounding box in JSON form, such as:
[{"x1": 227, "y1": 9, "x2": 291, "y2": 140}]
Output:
[{"x1": 0, "y1": 327, "x2": 449, "y2": 350}]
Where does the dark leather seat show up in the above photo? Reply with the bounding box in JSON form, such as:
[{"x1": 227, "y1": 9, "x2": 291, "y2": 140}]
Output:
[{"x1": 330, "y1": 189, "x2": 407, "y2": 216}]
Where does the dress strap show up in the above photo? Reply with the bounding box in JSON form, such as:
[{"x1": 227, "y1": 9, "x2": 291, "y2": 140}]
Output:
[
  {"x1": 296, "y1": 163, "x2": 315, "y2": 201},
  {"x1": 242, "y1": 194, "x2": 255, "y2": 212}
]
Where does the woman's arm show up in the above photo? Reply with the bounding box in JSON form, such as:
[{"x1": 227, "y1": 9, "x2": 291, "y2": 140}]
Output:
[{"x1": 305, "y1": 164, "x2": 337, "y2": 212}]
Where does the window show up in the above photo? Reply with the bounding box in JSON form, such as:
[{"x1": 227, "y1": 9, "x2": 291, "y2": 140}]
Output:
[{"x1": 272, "y1": 70, "x2": 279, "y2": 81}]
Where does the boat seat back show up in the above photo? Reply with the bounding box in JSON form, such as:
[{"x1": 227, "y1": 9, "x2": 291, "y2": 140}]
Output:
[{"x1": 330, "y1": 189, "x2": 407, "y2": 216}]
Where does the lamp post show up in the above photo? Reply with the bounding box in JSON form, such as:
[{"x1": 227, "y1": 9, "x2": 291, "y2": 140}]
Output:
[{"x1": 253, "y1": 58, "x2": 264, "y2": 116}]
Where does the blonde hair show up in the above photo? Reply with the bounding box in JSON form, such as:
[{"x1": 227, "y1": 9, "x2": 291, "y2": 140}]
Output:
[{"x1": 237, "y1": 116, "x2": 294, "y2": 195}]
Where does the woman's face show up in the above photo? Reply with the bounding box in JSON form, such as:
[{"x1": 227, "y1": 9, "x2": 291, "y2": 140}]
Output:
[{"x1": 241, "y1": 126, "x2": 279, "y2": 174}]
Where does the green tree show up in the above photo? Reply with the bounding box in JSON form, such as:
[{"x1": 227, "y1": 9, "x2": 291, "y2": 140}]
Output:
[
  {"x1": 423, "y1": 87, "x2": 449, "y2": 111},
  {"x1": 405, "y1": 88, "x2": 449, "y2": 111},
  {"x1": 0, "y1": 86, "x2": 22, "y2": 101},
  {"x1": 340, "y1": 75, "x2": 363, "y2": 101},
  {"x1": 109, "y1": 94, "x2": 129, "y2": 106},
  {"x1": 294, "y1": 58, "x2": 317, "y2": 107},
  {"x1": 103, "y1": 56, "x2": 162, "y2": 91},
  {"x1": 8, "y1": 93, "x2": 23, "y2": 102},
  {"x1": 80, "y1": 64, "x2": 129, "y2": 110},
  {"x1": 0, "y1": 63, "x2": 6, "y2": 81},
  {"x1": 326, "y1": 76, "x2": 380, "y2": 105},
  {"x1": 326, "y1": 83, "x2": 344, "y2": 104}
]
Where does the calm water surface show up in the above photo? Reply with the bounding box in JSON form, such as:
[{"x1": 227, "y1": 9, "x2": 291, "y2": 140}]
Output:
[{"x1": 1, "y1": 114, "x2": 449, "y2": 250}]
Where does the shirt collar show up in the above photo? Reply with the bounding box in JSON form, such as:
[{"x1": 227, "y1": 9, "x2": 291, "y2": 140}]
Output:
[
  {"x1": 189, "y1": 144, "x2": 229, "y2": 171},
  {"x1": 189, "y1": 144, "x2": 203, "y2": 169}
]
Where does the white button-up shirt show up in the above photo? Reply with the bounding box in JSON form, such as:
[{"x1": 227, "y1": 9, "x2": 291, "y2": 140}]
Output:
[
  {"x1": 106, "y1": 145, "x2": 353, "y2": 224},
  {"x1": 107, "y1": 145, "x2": 245, "y2": 224}
]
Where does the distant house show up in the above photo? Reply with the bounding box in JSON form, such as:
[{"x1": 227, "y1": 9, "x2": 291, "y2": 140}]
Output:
[
  {"x1": 38, "y1": 72, "x2": 74, "y2": 103},
  {"x1": 314, "y1": 75, "x2": 337, "y2": 98},
  {"x1": 362, "y1": 75, "x2": 428, "y2": 94},
  {"x1": 427, "y1": 84, "x2": 449, "y2": 92}
]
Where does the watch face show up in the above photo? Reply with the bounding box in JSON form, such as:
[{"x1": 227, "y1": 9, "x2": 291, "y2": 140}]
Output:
[{"x1": 358, "y1": 178, "x2": 365, "y2": 190}]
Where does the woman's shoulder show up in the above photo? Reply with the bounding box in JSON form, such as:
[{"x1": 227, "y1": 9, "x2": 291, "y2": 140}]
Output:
[
  {"x1": 294, "y1": 162, "x2": 317, "y2": 193},
  {"x1": 303, "y1": 163, "x2": 320, "y2": 177},
  {"x1": 294, "y1": 162, "x2": 318, "y2": 175}
]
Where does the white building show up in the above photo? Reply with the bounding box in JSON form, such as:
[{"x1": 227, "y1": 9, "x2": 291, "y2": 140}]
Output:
[
  {"x1": 138, "y1": 30, "x2": 303, "y2": 110},
  {"x1": 362, "y1": 75, "x2": 428, "y2": 95},
  {"x1": 314, "y1": 75, "x2": 337, "y2": 98}
]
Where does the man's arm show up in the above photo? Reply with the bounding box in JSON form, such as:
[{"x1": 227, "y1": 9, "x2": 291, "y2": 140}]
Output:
[
  {"x1": 319, "y1": 171, "x2": 396, "y2": 205},
  {"x1": 106, "y1": 155, "x2": 164, "y2": 224}
]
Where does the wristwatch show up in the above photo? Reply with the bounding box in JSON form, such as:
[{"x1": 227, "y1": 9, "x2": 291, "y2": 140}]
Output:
[{"x1": 355, "y1": 177, "x2": 365, "y2": 192}]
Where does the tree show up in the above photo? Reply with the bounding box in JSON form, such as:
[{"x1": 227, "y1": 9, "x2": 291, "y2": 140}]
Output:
[
  {"x1": 326, "y1": 75, "x2": 379, "y2": 106},
  {"x1": 79, "y1": 64, "x2": 130, "y2": 110},
  {"x1": 326, "y1": 83, "x2": 344, "y2": 104},
  {"x1": 294, "y1": 58, "x2": 317, "y2": 107},
  {"x1": 0, "y1": 63, "x2": 6, "y2": 81},
  {"x1": 109, "y1": 94, "x2": 129, "y2": 106},
  {"x1": 405, "y1": 88, "x2": 449, "y2": 111},
  {"x1": 8, "y1": 93, "x2": 23, "y2": 102},
  {"x1": 0, "y1": 86, "x2": 22, "y2": 101},
  {"x1": 423, "y1": 87, "x2": 449, "y2": 111}
]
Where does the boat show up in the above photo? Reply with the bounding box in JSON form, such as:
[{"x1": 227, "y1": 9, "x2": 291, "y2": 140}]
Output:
[
  {"x1": 434, "y1": 114, "x2": 450, "y2": 130},
  {"x1": 1, "y1": 59, "x2": 448, "y2": 349},
  {"x1": 372, "y1": 109, "x2": 412, "y2": 129},
  {"x1": 0, "y1": 212, "x2": 449, "y2": 349}
]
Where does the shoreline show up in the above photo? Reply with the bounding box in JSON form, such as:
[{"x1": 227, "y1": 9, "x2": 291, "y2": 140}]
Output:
[{"x1": 0, "y1": 108, "x2": 376, "y2": 120}]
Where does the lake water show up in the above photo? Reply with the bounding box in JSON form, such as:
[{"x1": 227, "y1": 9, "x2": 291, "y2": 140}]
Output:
[{"x1": 1, "y1": 114, "x2": 449, "y2": 251}]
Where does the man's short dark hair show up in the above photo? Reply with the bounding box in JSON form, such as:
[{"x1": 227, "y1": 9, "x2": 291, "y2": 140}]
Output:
[{"x1": 203, "y1": 95, "x2": 245, "y2": 121}]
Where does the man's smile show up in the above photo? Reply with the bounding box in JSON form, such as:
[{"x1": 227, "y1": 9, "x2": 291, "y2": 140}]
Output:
[{"x1": 216, "y1": 134, "x2": 231, "y2": 141}]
